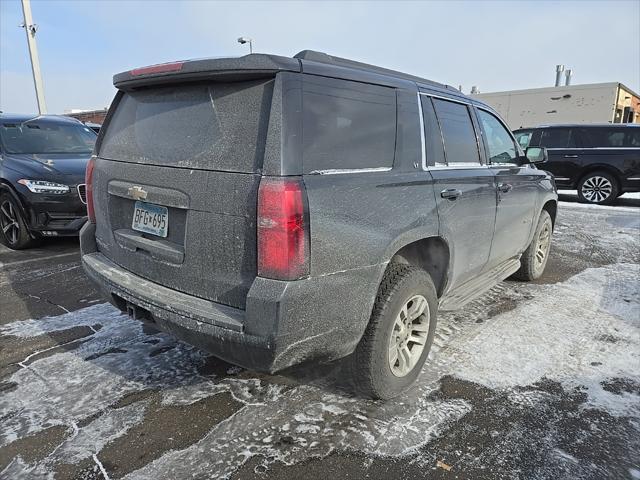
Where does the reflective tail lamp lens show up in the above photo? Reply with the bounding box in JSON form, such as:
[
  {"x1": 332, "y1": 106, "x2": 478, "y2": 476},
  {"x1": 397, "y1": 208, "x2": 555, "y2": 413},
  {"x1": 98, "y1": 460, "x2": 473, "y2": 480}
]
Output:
[{"x1": 257, "y1": 177, "x2": 309, "y2": 280}]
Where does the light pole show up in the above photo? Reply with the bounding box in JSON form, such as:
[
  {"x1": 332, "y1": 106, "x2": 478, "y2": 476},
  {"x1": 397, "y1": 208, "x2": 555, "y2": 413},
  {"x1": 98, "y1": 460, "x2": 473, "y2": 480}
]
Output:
[
  {"x1": 237, "y1": 37, "x2": 253, "y2": 54},
  {"x1": 20, "y1": 0, "x2": 47, "y2": 114}
]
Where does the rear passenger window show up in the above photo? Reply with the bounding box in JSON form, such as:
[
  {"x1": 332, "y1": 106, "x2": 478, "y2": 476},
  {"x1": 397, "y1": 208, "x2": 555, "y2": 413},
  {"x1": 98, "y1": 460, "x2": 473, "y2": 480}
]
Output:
[
  {"x1": 627, "y1": 129, "x2": 640, "y2": 146},
  {"x1": 576, "y1": 127, "x2": 640, "y2": 147},
  {"x1": 539, "y1": 128, "x2": 576, "y2": 148},
  {"x1": 432, "y1": 98, "x2": 481, "y2": 165},
  {"x1": 302, "y1": 77, "x2": 396, "y2": 173},
  {"x1": 420, "y1": 96, "x2": 446, "y2": 166}
]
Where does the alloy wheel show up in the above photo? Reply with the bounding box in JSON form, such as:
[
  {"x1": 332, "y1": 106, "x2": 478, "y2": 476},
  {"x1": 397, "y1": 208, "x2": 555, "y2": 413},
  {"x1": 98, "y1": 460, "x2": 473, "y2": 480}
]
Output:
[
  {"x1": 0, "y1": 200, "x2": 20, "y2": 246},
  {"x1": 534, "y1": 221, "x2": 552, "y2": 273},
  {"x1": 581, "y1": 176, "x2": 612, "y2": 203},
  {"x1": 388, "y1": 294, "x2": 430, "y2": 377}
]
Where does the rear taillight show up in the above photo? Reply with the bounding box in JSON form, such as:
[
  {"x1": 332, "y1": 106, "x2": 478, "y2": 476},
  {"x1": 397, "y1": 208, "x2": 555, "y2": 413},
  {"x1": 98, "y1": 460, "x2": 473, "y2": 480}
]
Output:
[
  {"x1": 85, "y1": 157, "x2": 96, "y2": 223},
  {"x1": 257, "y1": 177, "x2": 309, "y2": 280}
]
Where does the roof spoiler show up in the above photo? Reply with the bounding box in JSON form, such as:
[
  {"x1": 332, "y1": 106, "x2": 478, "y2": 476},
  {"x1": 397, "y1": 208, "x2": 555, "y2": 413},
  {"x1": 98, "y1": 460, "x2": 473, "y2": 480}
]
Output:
[{"x1": 113, "y1": 54, "x2": 301, "y2": 90}]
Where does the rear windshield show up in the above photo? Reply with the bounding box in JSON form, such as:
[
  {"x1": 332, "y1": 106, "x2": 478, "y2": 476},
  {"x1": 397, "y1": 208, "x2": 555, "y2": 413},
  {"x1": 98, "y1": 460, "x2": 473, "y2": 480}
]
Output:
[
  {"x1": 0, "y1": 121, "x2": 96, "y2": 154},
  {"x1": 99, "y1": 79, "x2": 274, "y2": 172}
]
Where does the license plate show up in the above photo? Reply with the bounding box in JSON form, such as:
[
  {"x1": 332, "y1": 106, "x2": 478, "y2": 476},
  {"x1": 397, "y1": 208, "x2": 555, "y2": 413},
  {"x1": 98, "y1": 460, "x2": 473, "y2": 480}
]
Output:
[{"x1": 132, "y1": 201, "x2": 168, "y2": 238}]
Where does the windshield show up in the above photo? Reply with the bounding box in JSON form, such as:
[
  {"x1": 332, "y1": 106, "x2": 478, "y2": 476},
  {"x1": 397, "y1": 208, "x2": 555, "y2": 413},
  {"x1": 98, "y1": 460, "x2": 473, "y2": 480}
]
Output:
[{"x1": 0, "y1": 121, "x2": 97, "y2": 154}]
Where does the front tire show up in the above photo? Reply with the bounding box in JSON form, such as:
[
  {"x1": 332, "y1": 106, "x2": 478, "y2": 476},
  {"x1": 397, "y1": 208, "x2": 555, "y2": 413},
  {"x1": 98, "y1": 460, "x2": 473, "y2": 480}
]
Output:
[
  {"x1": 0, "y1": 193, "x2": 34, "y2": 250},
  {"x1": 513, "y1": 210, "x2": 552, "y2": 281},
  {"x1": 577, "y1": 171, "x2": 619, "y2": 205},
  {"x1": 349, "y1": 264, "x2": 438, "y2": 399}
]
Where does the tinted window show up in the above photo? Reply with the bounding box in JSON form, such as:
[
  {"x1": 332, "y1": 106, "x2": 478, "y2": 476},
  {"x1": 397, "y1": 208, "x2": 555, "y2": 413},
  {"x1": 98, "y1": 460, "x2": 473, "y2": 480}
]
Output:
[
  {"x1": 99, "y1": 79, "x2": 273, "y2": 173},
  {"x1": 0, "y1": 121, "x2": 96, "y2": 154},
  {"x1": 420, "y1": 96, "x2": 445, "y2": 166},
  {"x1": 478, "y1": 110, "x2": 518, "y2": 164},
  {"x1": 514, "y1": 130, "x2": 533, "y2": 149},
  {"x1": 432, "y1": 98, "x2": 480, "y2": 165},
  {"x1": 539, "y1": 128, "x2": 576, "y2": 148},
  {"x1": 577, "y1": 127, "x2": 640, "y2": 147},
  {"x1": 302, "y1": 77, "x2": 396, "y2": 172},
  {"x1": 627, "y1": 129, "x2": 640, "y2": 146}
]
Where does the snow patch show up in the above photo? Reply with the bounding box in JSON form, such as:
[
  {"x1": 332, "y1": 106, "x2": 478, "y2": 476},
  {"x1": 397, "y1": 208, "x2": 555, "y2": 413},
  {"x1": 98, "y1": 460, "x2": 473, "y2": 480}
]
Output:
[{"x1": 450, "y1": 263, "x2": 640, "y2": 415}]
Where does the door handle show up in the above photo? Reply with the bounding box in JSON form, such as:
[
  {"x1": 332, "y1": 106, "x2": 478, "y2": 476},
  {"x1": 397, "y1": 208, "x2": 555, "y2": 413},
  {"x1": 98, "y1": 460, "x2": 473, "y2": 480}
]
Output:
[
  {"x1": 563, "y1": 155, "x2": 579, "y2": 158},
  {"x1": 498, "y1": 182, "x2": 513, "y2": 193},
  {"x1": 440, "y1": 188, "x2": 462, "y2": 200}
]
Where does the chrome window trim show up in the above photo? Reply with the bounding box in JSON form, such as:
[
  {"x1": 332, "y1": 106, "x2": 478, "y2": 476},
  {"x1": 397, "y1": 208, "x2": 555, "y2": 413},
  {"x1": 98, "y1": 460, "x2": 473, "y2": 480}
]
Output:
[
  {"x1": 417, "y1": 92, "x2": 427, "y2": 170},
  {"x1": 545, "y1": 147, "x2": 640, "y2": 151},
  {"x1": 308, "y1": 167, "x2": 392, "y2": 175},
  {"x1": 418, "y1": 91, "x2": 470, "y2": 106},
  {"x1": 428, "y1": 164, "x2": 490, "y2": 170}
]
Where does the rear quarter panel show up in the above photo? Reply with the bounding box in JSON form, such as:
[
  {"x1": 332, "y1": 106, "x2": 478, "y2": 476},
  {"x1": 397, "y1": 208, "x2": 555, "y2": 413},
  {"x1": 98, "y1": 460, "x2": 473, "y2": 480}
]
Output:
[{"x1": 303, "y1": 170, "x2": 440, "y2": 277}]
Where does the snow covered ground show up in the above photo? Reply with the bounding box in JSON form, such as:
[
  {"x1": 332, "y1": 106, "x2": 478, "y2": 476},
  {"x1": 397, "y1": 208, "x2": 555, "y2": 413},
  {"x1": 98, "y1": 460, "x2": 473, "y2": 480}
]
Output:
[{"x1": 0, "y1": 201, "x2": 638, "y2": 479}]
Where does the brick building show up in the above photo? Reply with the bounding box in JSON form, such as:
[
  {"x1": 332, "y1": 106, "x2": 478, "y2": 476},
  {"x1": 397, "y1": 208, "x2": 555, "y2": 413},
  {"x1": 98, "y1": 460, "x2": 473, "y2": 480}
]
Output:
[{"x1": 64, "y1": 108, "x2": 108, "y2": 125}]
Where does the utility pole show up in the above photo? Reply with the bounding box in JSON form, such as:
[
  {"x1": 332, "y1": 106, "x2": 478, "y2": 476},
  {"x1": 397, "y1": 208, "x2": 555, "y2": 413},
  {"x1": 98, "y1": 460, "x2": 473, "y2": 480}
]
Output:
[{"x1": 20, "y1": 0, "x2": 47, "y2": 114}]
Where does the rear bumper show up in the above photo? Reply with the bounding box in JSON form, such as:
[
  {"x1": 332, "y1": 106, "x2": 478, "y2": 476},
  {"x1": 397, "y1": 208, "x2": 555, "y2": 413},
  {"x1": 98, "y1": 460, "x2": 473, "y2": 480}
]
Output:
[
  {"x1": 80, "y1": 222, "x2": 383, "y2": 372},
  {"x1": 82, "y1": 251, "x2": 274, "y2": 369}
]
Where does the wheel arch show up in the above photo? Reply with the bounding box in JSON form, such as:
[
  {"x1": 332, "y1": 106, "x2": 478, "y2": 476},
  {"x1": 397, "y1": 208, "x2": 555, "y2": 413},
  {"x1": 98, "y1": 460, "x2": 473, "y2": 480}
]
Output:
[
  {"x1": 577, "y1": 165, "x2": 622, "y2": 190},
  {"x1": 388, "y1": 236, "x2": 450, "y2": 298},
  {"x1": 0, "y1": 180, "x2": 30, "y2": 219},
  {"x1": 541, "y1": 199, "x2": 558, "y2": 229}
]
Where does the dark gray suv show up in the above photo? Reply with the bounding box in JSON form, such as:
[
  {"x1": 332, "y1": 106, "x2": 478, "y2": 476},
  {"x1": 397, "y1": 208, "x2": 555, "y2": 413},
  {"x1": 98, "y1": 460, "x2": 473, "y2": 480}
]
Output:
[{"x1": 81, "y1": 51, "x2": 557, "y2": 399}]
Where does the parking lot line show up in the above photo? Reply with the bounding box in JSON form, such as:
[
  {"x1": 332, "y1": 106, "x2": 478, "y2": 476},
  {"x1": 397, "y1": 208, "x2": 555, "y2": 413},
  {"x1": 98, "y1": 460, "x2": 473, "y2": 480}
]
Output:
[{"x1": 0, "y1": 251, "x2": 79, "y2": 268}]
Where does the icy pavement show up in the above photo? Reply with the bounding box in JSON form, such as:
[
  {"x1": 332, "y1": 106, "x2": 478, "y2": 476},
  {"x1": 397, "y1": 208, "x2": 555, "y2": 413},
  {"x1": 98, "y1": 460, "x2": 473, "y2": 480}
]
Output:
[{"x1": 0, "y1": 202, "x2": 638, "y2": 479}]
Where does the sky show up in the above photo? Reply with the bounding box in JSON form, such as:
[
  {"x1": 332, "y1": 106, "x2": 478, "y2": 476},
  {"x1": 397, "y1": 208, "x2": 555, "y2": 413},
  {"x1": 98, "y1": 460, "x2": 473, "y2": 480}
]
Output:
[{"x1": 1, "y1": 0, "x2": 639, "y2": 114}]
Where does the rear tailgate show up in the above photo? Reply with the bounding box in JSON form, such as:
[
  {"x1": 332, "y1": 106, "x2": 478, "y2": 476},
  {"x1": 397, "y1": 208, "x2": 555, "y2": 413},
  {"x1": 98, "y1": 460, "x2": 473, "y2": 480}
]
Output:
[{"x1": 93, "y1": 78, "x2": 275, "y2": 309}]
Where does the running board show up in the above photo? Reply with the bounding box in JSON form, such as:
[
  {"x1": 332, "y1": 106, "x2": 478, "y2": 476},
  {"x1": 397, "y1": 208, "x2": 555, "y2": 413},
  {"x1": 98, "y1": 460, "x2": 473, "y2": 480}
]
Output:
[{"x1": 439, "y1": 258, "x2": 521, "y2": 311}]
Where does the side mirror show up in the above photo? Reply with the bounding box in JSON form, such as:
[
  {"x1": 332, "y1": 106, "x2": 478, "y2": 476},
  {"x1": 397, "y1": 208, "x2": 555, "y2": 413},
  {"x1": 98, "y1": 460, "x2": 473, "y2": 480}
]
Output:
[{"x1": 523, "y1": 146, "x2": 548, "y2": 164}]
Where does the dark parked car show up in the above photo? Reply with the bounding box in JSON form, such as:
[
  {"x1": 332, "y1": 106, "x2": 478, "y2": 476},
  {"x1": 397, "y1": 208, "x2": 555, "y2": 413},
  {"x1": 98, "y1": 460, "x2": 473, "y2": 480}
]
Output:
[
  {"x1": 514, "y1": 124, "x2": 640, "y2": 204},
  {"x1": 81, "y1": 51, "x2": 557, "y2": 399},
  {"x1": 0, "y1": 114, "x2": 96, "y2": 249},
  {"x1": 84, "y1": 122, "x2": 102, "y2": 134}
]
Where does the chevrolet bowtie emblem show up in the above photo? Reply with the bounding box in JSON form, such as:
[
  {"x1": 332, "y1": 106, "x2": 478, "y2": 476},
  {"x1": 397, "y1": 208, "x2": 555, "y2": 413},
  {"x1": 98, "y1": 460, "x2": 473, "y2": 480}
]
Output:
[{"x1": 128, "y1": 186, "x2": 148, "y2": 200}]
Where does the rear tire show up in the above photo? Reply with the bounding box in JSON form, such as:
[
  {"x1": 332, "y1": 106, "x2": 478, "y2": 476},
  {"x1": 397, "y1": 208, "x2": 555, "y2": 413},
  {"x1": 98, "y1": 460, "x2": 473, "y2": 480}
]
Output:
[
  {"x1": 0, "y1": 193, "x2": 34, "y2": 250},
  {"x1": 577, "y1": 171, "x2": 619, "y2": 205},
  {"x1": 513, "y1": 210, "x2": 552, "y2": 281},
  {"x1": 349, "y1": 264, "x2": 438, "y2": 399}
]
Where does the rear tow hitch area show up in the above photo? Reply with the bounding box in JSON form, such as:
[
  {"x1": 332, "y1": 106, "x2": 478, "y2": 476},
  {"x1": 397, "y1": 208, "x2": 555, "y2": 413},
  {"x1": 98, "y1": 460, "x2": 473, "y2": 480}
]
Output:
[{"x1": 126, "y1": 303, "x2": 153, "y2": 323}]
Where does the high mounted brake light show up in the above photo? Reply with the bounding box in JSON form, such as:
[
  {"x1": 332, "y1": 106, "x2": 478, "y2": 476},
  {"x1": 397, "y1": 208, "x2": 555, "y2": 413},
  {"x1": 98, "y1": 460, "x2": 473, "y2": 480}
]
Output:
[
  {"x1": 257, "y1": 177, "x2": 309, "y2": 280},
  {"x1": 85, "y1": 157, "x2": 96, "y2": 223},
  {"x1": 130, "y1": 62, "x2": 184, "y2": 76}
]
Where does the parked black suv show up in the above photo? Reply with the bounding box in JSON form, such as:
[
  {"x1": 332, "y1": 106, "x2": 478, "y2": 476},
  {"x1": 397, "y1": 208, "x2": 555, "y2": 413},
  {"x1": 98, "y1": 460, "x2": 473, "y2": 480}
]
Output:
[
  {"x1": 81, "y1": 51, "x2": 557, "y2": 398},
  {"x1": 0, "y1": 114, "x2": 96, "y2": 249},
  {"x1": 514, "y1": 124, "x2": 640, "y2": 204}
]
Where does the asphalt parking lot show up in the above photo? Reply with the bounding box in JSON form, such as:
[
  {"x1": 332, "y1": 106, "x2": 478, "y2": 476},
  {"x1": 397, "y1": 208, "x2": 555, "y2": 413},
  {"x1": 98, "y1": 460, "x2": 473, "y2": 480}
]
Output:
[{"x1": 1, "y1": 195, "x2": 639, "y2": 480}]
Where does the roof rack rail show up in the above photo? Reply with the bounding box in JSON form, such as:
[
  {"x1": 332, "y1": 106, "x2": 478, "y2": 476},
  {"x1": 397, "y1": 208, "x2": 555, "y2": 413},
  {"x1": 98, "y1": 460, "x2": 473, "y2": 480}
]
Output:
[{"x1": 294, "y1": 50, "x2": 453, "y2": 90}]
